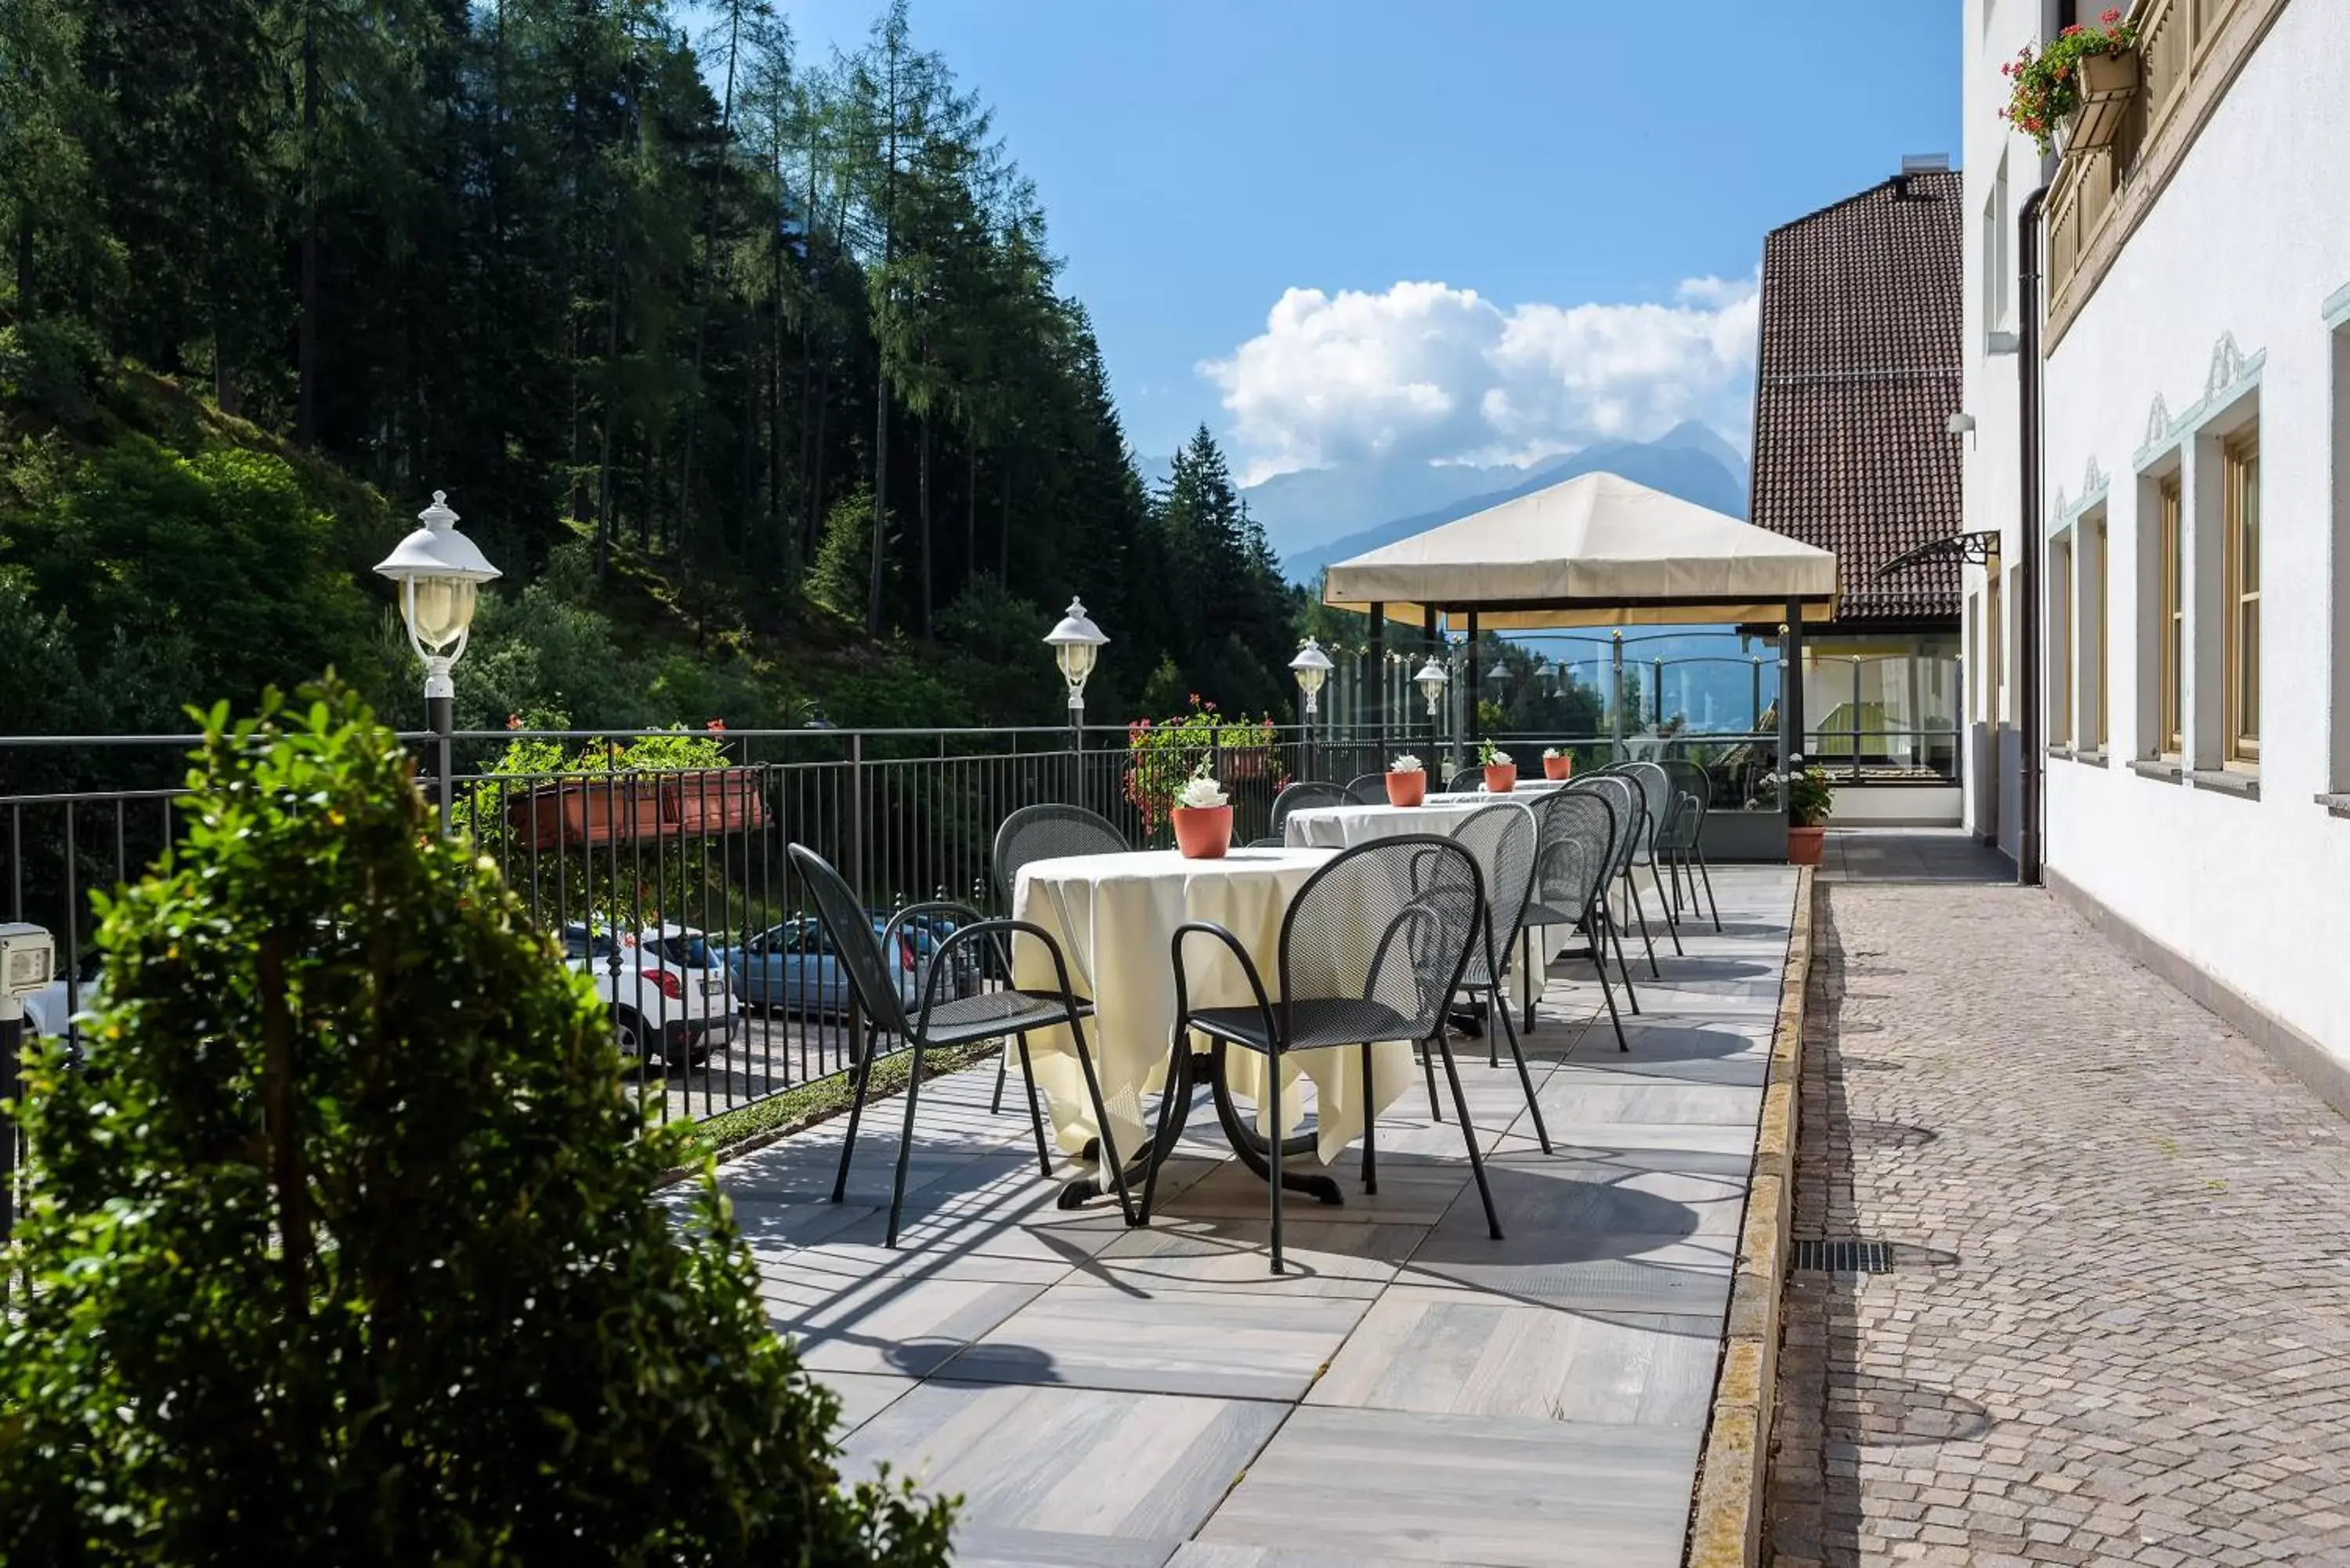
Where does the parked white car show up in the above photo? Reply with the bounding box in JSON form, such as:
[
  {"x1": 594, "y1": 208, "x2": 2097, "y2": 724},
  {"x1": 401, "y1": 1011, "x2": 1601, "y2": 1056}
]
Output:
[
  {"x1": 20, "y1": 966, "x2": 96, "y2": 1049},
  {"x1": 561, "y1": 923, "x2": 739, "y2": 1068}
]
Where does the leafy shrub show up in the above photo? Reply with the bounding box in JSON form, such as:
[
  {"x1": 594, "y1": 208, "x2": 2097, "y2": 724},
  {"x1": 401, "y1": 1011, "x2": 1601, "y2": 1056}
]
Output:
[
  {"x1": 0, "y1": 685, "x2": 953, "y2": 1566},
  {"x1": 1123, "y1": 693, "x2": 1285, "y2": 841},
  {"x1": 809, "y1": 487, "x2": 894, "y2": 621}
]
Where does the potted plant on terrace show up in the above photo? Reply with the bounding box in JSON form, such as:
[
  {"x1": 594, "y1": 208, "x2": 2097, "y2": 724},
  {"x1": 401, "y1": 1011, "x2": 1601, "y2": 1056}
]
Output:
[
  {"x1": 1774, "y1": 764, "x2": 1835, "y2": 866},
  {"x1": 1385, "y1": 753, "x2": 1426, "y2": 808},
  {"x1": 1478, "y1": 739, "x2": 1517, "y2": 794},
  {"x1": 1170, "y1": 764, "x2": 1233, "y2": 859},
  {"x1": 2001, "y1": 8, "x2": 2140, "y2": 157},
  {"x1": 1542, "y1": 746, "x2": 1573, "y2": 782}
]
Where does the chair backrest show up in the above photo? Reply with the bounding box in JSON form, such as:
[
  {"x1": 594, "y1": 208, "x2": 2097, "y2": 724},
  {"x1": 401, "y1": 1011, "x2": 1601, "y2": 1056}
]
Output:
[
  {"x1": 992, "y1": 803, "x2": 1127, "y2": 906},
  {"x1": 1343, "y1": 771, "x2": 1388, "y2": 804},
  {"x1": 786, "y1": 843, "x2": 909, "y2": 1036},
  {"x1": 1528, "y1": 788, "x2": 1615, "y2": 927},
  {"x1": 1446, "y1": 800, "x2": 1539, "y2": 985},
  {"x1": 1270, "y1": 780, "x2": 1355, "y2": 838},
  {"x1": 1444, "y1": 767, "x2": 1485, "y2": 793},
  {"x1": 1658, "y1": 759, "x2": 1710, "y2": 850},
  {"x1": 1618, "y1": 761, "x2": 1674, "y2": 858},
  {"x1": 1567, "y1": 774, "x2": 1643, "y2": 883},
  {"x1": 1277, "y1": 835, "x2": 1484, "y2": 1046}
]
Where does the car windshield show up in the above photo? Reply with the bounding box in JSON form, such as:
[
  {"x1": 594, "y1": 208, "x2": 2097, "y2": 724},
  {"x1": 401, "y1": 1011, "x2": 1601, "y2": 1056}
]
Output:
[
  {"x1": 652, "y1": 934, "x2": 716, "y2": 967},
  {"x1": 563, "y1": 927, "x2": 618, "y2": 961}
]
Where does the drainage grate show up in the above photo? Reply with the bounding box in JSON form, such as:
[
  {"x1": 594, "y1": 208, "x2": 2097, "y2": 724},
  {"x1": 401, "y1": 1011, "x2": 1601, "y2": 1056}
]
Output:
[{"x1": 1794, "y1": 1238, "x2": 1893, "y2": 1274}]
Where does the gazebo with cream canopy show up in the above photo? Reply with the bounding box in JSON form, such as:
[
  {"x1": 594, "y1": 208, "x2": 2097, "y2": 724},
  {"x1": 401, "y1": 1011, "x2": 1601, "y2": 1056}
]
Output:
[{"x1": 1320, "y1": 470, "x2": 1838, "y2": 829}]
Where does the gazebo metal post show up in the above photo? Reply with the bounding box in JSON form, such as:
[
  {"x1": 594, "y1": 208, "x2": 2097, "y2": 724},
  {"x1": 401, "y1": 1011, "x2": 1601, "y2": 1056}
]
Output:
[
  {"x1": 1465, "y1": 611, "x2": 1480, "y2": 748},
  {"x1": 1422, "y1": 606, "x2": 1441, "y2": 753},
  {"x1": 1368, "y1": 602, "x2": 1386, "y2": 748},
  {"x1": 1609, "y1": 632, "x2": 1625, "y2": 764},
  {"x1": 1782, "y1": 598, "x2": 1806, "y2": 825}
]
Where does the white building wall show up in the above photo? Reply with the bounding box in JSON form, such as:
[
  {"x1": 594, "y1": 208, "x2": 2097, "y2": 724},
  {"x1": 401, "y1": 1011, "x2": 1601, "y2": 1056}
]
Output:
[{"x1": 1968, "y1": 0, "x2": 2350, "y2": 1063}]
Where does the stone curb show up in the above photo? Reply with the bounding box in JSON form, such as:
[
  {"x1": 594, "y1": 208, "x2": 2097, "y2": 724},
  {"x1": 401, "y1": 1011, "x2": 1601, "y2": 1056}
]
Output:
[{"x1": 1684, "y1": 864, "x2": 1813, "y2": 1568}]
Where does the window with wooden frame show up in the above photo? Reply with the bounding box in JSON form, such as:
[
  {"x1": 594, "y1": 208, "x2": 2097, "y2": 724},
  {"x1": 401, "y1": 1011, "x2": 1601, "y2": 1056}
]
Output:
[
  {"x1": 2159, "y1": 478, "x2": 2184, "y2": 756},
  {"x1": 2093, "y1": 515, "x2": 2110, "y2": 750},
  {"x1": 2052, "y1": 536, "x2": 2073, "y2": 743},
  {"x1": 2225, "y1": 432, "x2": 2260, "y2": 761}
]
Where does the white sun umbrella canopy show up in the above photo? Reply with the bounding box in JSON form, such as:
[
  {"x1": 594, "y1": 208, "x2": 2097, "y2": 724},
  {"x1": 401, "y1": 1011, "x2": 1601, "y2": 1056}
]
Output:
[{"x1": 1322, "y1": 470, "x2": 1838, "y2": 630}]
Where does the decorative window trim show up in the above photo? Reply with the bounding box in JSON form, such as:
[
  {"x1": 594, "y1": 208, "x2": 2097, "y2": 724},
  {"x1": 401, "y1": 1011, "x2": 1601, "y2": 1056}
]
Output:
[
  {"x1": 2052, "y1": 457, "x2": 2110, "y2": 534},
  {"x1": 2324, "y1": 279, "x2": 2350, "y2": 333},
  {"x1": 2135, "y1": 334, "x2": 2266, "y2": 473}
]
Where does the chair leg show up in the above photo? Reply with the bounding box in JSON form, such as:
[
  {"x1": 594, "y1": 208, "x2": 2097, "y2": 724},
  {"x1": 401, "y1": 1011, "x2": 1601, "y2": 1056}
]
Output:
[
  {"x1": 1521, "y1": 927, "x2": 1539, "y2": 1032},
  {"x1": 1360, "y1": 1042, "x2": 1378, "y2": 1194},
  {"x1": 1695, "y1": 843, "x2": 1723, "y2": 932},
  {"x1": 1065, "y1": 1007, "x2": 1136, "y2": 1226},
  {"x1": 1267, "y1": 1055, "x2": 1285, "y2": 1275},
  {"x1": 1421, "y1": 1040, "x2": 1443, "y2": 1121},
  {"x1": 1494, "y1": 986, "x2": 1549, "y2": 1153},
  {"x1": 1014, "y1": 1031, "x2": 1051, "y2": 1177},
  {"x1": 884, "y1": 1039, "x2": 928, "y2": 1248},
  {"x1": 990, "y1": 1046, "x2": 1009, "y2": 1115},
  {"x1": 1624, "y1": 867, "x2": 1662, "y2": 978},
  {"x1": 830, "y1": 1026, "x2": 881, "y2": 1204},
  {"x1": 1434, "y1": 1033, "x2": 1502, "y2": 1241},
  {"x1": 1592, "y1": 937, "x2": 1630, "y2": 1053},
  {"x1": 1604, "y1": 911, "x2": 1643, "y2": 1013},
  {"x1": 1138, "y1": 1024, "x2": 1188, "y2": 1225},
  {"x1": 1650, "y1": 859, "x2": 1684, "y2": 953}
]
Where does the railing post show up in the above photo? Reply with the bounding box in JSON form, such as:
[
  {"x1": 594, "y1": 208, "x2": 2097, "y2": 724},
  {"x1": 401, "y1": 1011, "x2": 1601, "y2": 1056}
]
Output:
[
  {"x1": 1609, "y1": 632, "x2": 1625, "y2": 764},
  {"x1": 1851, "y1": 657, "x2": 1865, "y2": 782}
]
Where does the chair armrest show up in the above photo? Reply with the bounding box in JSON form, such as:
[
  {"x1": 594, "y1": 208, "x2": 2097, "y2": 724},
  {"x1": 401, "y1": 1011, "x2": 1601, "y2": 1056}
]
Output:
[
  {"x1": 914, "y1": 917, "x2": 1083, "y2": 1036},
  {"x1": 884, "y1": 898, "x2": 998, "y2": 985},
  {"x1": 1170, "y1": 919, "x2": 1282, "y2": 1050}
]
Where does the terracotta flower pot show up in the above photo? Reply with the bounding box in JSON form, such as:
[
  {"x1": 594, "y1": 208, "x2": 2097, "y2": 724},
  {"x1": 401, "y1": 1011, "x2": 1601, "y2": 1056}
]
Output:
[
  {"x1": 1385, "y1": 770, "x2": 1426, "y2": 807},
  {"x1": 1483, "y1": 763, "x2": 1518, "y2": 794},
  {"x1": 1542, "y1": 754, "x2": 1573, "y2": 781},
  {"x1": 1787, "y1": 825, "x2": 1826, "y2": 866},
  {"x1": 1170, "y1": 805, "x2": 1232, "y2": 859}
]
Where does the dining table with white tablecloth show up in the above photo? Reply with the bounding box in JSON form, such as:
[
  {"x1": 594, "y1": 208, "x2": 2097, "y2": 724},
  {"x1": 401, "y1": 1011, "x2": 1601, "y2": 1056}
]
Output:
[
  {"x1": 1281, "y1": 793, "x2": 1574, "y2": 1010},
  {"x1": 1007, "y1": 845, "x2": 1419, "y2": 1174}
]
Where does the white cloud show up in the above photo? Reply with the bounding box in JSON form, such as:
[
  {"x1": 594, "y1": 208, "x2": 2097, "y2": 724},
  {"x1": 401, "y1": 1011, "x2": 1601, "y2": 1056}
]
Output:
[{"x1": 1199, "y1": 275, "x2": 1759, "y2": 485}]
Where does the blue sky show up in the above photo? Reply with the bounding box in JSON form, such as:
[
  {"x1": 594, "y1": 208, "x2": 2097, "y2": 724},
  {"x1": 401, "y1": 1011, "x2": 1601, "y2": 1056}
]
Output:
[{"x1": 740, "y1": 1, "x2": 1961, "y2": 479}]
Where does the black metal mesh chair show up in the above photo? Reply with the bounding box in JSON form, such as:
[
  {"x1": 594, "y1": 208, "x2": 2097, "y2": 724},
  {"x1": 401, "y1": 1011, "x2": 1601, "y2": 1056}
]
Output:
[
  {"x1": 1140, "y1": 835, "x2": 1500, "y2": 1274},
  {"x1": 1344, "y1": 771, "x2": 1389, "y2": 804},
  {"x1": 1270, "y1": 780, "x2": 1355, "y2": 840},
  {"x1": 1618, "y1": 760, "x2": 1686, "y2": 956},
  {"x1": 1582, "y1": 765, "x2": 1664, "y2": 979},
  {"x1": 1658, "y1": 758, "x2": 1722, "y2": 931},
  {"x1": 1520, "y1": 788, "x2": 1629, "y2": 1051},
  {"x1": 1439, "y1": 801, "x2": 1551, "y2": 1151},
  {"x1": 789, "y1": 843, "x2": 1133, "y2": 1245},
  {"x1": 987, "y1": 803, "x2": 1129, "y2": 1113},
  {"x1": 1565, "y1": 772, "x2": 1648, "y2": 1007},
  {"x1": 1444, "y1": 768, "x2": 1485, "y2": 793}
]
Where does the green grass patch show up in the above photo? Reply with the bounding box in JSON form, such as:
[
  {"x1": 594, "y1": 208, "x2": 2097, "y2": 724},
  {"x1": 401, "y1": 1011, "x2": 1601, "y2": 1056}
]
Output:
[{"x1": 664, "y1": 1039, "x2": 1007, "y2": 1176}]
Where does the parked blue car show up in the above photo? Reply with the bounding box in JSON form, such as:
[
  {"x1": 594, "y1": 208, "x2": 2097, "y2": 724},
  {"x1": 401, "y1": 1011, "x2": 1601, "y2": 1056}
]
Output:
[{"x1": 719, "y1": 918, "x2": 922, "y2": 1016}]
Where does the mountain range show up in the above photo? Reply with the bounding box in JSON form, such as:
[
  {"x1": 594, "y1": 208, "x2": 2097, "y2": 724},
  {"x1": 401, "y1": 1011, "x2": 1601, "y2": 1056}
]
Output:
[{"x1": 1266, "y1": 421, "x2": 1750, "y2": 585}]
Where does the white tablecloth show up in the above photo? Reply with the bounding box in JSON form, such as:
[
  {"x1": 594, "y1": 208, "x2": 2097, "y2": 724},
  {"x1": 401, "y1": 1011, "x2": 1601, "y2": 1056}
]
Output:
[
  {"x1": 1010, "y1": 847, "x2": 1416, "y2": 1166},
  {"x1": 1282, "y1": 797, "x2": 1571, "y2": 1008}
]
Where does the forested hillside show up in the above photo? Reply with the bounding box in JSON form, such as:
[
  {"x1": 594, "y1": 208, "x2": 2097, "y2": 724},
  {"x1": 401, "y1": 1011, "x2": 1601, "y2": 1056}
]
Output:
[{"x1": 0, "y1": 0, "x2": 1301, "y2": 759}]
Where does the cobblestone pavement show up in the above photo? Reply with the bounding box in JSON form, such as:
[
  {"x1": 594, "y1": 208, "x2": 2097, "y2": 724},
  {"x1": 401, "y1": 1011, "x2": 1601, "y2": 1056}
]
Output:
[{"x1": 1767, "y1": 883, "x2": 2350, "y2": 1567}]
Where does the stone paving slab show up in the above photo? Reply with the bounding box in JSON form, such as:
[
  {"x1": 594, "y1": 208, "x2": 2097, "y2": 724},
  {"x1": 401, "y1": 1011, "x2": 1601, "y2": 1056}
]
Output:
[
  {"x1": 1766, "y1": 880, "x2": 2350, "y2": 1566},
  {"x1": 723, "y1": 865, "x2": 1800, "y2": 1567}
]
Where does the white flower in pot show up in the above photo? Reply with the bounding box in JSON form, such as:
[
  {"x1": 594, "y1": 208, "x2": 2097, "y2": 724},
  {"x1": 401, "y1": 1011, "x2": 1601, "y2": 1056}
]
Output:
[
  {"x1": 1388, "y1": 753, "x2": 1423, "y2": 774},
  {"x1": 1176, "y1": 768, "x2": 1229, "y2": 811}
]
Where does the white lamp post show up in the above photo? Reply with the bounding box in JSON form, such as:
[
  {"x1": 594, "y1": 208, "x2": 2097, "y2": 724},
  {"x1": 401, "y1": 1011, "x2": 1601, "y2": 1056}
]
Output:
[
  {"x1": 375, "y1": 490, "x2": 501, "y2": 835},
  {"x1": 1289, "y1": 637, "x2": 1334, "y2": 776},
  {"x1": 1044, "y1": 596, "x2": 1108, "y2": 798},
  {"x1": 1413, "y1": 653, "x2": 1450, "y2": 770}
]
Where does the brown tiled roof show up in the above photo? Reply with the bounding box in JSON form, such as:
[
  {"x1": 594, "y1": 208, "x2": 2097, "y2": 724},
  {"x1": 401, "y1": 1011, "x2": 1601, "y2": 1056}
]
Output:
[{"x1": 1751, "y1": 168, "x2": 1963, "y2": 627}]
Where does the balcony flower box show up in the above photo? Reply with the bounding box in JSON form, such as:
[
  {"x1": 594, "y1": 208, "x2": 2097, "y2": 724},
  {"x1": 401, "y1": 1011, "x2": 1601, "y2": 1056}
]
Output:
[
  {"x1": 2055, "y1": 49, "x2": 2138, "y2": 155},
  {"x1": 507, "y1": 777, "x2": 667, "y2": 851},
  {"x1": 663, "y1": 768, "x2": 768, "y2": 835}
]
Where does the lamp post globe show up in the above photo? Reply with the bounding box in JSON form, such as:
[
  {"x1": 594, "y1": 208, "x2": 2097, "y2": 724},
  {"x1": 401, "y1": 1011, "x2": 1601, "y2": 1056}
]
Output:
[
  {"x1": 374, "y1": 490, "x2": 501, "y2": 833},
  {"x1": 1043, "y1": 596, "x2": 1108, "y2": 715},
  {"x1": 1412, "y1": 655, "x2": 1449, "y2": 719},
  {"x1": 1288, "y1": 637, "x2": 1333, "y2": 717}
]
